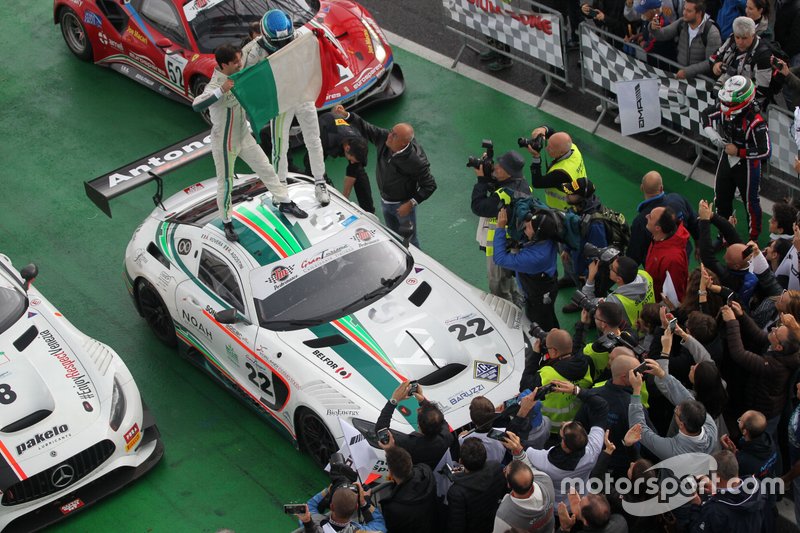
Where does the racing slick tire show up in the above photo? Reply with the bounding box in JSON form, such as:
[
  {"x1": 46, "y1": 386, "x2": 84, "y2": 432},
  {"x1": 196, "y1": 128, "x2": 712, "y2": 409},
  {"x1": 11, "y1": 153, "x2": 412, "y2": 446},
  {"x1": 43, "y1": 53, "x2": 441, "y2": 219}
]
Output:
[
  {"x1": 135, "y1": 279, "x2": 177, "y2": 347},
  {"x1": 191, "y1": 75, "x2": 212, "y2": 125},
  {"x1": 59, "y1": 7, "x2": 93, "y2": 62},
  {"x1": 297, "y1": 408, "x2": 338, "y2": 469}
]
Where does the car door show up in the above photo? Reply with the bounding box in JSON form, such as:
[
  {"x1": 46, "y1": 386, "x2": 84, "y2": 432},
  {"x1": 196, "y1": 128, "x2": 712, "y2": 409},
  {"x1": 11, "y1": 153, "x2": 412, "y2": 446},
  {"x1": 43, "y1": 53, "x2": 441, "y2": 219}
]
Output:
[
  {"x1": 125, "y1": 0, "x2": 193, "y2": 94},
  {"x1": 174, "y1": 239, "x2": 287, "y2": 411}
]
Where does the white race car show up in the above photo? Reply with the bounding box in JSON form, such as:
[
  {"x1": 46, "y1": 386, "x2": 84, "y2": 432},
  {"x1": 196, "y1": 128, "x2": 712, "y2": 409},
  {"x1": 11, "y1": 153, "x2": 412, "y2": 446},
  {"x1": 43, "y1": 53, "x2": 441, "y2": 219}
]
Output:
[
  {"x1": 87, "y1": 136, "x2": 527, "y2": 472},
  {"x1": 0, "y1": 254, "x2": 163, "y2": 531}
]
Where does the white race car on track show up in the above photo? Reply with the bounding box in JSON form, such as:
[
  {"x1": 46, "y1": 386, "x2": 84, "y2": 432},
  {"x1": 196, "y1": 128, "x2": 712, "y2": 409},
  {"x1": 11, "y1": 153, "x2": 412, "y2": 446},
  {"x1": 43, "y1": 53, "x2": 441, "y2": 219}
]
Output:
[
  {"x1": 87, "y1": 135, "x2": 528, "y2": 473},
  {"x1": 0, "y1": 254, "x2": 163, "y2": 531}
]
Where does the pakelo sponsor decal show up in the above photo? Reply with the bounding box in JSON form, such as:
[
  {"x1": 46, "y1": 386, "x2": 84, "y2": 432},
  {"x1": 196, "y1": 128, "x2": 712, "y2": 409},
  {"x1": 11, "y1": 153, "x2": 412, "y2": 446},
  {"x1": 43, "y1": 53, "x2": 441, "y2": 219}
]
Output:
[
  {"x1": 39, "y1": 330, "x2": 95, "y2": 400},
  {"x1": 124, "y1": 423, "x2": 141, "y2": 452},
  {"x1": 474, "y1": 361, "x2": 500, "y2": 382},
  {"x1": 447, "y1": 384, "x2": 485, "y2": 406},
  {"x1": 312, "y1": 350, "x2": 352, "y2": 379},
  {"x1": 83, "y1": 11, "x2": 102, "y2": 28},
  {"x1": 60, "y1": 499, "x2": 84, "y2": 515},
  {"x1": 16, "y1": 425, "x2": 70, "y2": 455}
]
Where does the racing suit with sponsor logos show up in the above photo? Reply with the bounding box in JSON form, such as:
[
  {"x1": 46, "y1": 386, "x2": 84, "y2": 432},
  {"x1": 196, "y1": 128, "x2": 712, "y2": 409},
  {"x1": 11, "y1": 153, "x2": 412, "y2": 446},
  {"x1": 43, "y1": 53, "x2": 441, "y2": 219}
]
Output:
[
  {"x1": 191, "y1": 68, "x2": 289, "y2": 223},
  {"x1": 703, "y1": 104, "x2": 771, "y2": 240},
  {"x1": 241, "y1": 34, "x2": 326, "y2": 188}
]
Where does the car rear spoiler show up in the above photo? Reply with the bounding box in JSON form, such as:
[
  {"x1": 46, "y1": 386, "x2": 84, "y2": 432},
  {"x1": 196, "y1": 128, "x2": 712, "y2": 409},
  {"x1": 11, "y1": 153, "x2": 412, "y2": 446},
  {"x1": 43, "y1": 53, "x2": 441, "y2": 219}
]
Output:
[{"x1": 84, "y1": 130, "x2": 212, "y2": 217}]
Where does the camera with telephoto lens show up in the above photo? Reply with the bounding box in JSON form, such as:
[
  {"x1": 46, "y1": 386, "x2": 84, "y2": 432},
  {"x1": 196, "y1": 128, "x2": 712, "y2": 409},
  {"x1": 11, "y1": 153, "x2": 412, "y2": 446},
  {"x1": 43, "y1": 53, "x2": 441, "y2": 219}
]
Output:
[
  {"x1": 583, "y1": 242, "x2": 621, "y2": 264},
  {"x1": 317, "y1": 452, "x2": 359, "y2": 512},
  {"x1": 517, "y1": 135, "x2": 545, "y2": 152},
  {"x1": 570, "y1": 290, "x2": 599, "y2": 314},
  {"x1": 467, "y1": 139, "x2": 495, "y2": 178},
  {"x1": 592, "y1": 331, "x2": 647, "y2": 359},
  {"x1": 529, "y1": 322, "x2": 548, "y2": 342}
]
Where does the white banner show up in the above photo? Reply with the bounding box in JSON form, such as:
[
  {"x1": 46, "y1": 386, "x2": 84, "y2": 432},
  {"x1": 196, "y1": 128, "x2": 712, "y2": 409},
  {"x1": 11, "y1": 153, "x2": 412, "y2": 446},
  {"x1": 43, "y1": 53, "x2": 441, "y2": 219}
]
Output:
[
  {"x1": 443, "y1": 0, "x2": 564, "y2": 69},
  {"x1": 615, "y1": 78, "x2": 661, "y2": 136},
  {"x1": 334, "y1": 418, "x2": 379, "y2": 483}
]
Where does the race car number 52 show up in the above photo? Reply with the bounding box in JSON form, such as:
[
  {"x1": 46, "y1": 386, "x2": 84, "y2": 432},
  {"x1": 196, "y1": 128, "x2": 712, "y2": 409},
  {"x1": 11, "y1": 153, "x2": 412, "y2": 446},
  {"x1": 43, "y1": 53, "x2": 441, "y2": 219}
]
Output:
[{"x1": 166, "y1": 53, "x2": 188, "y2": 87}]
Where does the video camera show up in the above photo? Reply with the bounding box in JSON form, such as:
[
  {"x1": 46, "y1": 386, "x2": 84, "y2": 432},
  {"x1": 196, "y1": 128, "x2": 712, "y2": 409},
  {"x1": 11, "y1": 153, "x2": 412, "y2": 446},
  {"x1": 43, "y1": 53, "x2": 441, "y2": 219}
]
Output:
[
  {"x1": 583, "y1": 242, "x2": 621, "y2": 265},
  {"x1": 466, "y1": 139, "x2": 495, "y2": 178},
  {"x1": 592, "y1": 331, "x2": 647, "y2": 359},
  {"x1": 517, "y1": 135, "x2": 545, "y2": 152}
]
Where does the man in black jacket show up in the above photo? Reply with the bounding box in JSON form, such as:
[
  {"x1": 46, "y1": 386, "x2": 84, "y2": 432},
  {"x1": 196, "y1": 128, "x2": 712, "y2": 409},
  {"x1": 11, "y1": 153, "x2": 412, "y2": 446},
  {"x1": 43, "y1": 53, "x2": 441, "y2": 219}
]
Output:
[
  {"x1": 375, "y1": 381, "x2": 454, "y2": 470},
  {"x1": 333, "y1": 105, "x2": 437, "y2": 248},
  {"x1": 446, "y1": 437, "x2": 507, "y2": 533},
  {"x1": 378, "y1": 442, "x2": 438, "y2": 533}
]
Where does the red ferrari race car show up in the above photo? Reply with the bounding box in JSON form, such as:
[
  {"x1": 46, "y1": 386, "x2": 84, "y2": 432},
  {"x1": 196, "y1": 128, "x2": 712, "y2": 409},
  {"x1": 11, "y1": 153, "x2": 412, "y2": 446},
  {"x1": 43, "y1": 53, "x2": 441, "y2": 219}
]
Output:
[{"x1": 53, "y1": 0, "x2": 404, "y2": 114}]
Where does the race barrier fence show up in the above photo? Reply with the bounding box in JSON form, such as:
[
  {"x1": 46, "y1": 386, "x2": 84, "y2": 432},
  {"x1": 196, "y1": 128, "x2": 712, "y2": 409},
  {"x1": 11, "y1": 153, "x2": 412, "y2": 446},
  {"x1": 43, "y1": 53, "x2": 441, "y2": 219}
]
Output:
[{"x1": 442, "y1": 0, "x2": 570, "y2": 106}]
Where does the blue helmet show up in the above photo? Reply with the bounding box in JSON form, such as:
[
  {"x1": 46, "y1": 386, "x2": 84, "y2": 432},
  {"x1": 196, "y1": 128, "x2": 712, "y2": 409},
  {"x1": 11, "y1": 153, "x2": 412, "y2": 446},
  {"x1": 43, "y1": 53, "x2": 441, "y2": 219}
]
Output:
[{"x1": 260, "y1": 9, "x2": 294, "y2": 52}]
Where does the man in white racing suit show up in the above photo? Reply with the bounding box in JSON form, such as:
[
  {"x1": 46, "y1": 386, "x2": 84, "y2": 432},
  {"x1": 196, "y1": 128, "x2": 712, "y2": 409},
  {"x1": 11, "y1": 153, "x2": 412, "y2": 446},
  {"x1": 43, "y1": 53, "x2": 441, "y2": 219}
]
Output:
[
  {"x1": 241, "y1": 9, "x2": 331, "y2": 207},
  {"x1": 192, "y1": 43, "x2": 307, "y2": 242}
]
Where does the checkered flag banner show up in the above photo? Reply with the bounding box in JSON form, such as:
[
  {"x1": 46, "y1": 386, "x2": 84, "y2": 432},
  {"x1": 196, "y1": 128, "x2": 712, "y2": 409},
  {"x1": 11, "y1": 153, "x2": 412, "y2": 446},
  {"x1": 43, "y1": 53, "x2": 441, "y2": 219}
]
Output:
[
  {"x1": 443, "y1": 0, "x2": 564, "y2": 69},
  {"x1": 768, "y1": 106, "x2": 799, "y2": 176},
  {"x1": 580, "y1": 24, "x2": 717, "y2": 135}
]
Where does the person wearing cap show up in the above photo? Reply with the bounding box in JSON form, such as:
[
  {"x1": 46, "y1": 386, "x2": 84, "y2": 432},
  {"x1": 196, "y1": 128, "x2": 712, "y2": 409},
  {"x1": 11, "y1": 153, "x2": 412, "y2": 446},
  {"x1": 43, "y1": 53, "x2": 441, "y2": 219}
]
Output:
[
  {"x1": 561, "y1": 178, "x2": 609, "y2": 313},
  {"x1": 302, "y1": 106, "x2": 374, "y2": 214},
  {"x1": 624, "y1": 0, "x2": 679, "y2": 61},
  {"x1": 471, "y1": 150, "x2": 532, "y2": 303},
  {"x1": 527, "y1": 126, "x2": 587, "y2": 211},
  {"x1": 702, "y1": 75, "x2": 770, "y2": 241},
  {"x1": 492, "y1": 202, "x2": 560, "y2": 329}
]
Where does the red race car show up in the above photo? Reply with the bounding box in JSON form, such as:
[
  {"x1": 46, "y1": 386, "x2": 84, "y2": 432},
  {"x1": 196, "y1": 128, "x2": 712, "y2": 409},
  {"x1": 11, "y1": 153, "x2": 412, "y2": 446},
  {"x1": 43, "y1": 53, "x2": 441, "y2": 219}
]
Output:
[{"x1": 54, "y1": 0, "x2": 404, "y2": 114}]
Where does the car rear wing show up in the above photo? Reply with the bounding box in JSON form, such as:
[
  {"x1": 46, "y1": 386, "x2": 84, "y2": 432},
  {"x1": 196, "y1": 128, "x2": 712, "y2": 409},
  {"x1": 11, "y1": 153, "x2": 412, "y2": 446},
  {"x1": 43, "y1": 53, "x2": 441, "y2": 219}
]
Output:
[{"x1": 84, "y1": 130, "x2": 212, "y2": 217}]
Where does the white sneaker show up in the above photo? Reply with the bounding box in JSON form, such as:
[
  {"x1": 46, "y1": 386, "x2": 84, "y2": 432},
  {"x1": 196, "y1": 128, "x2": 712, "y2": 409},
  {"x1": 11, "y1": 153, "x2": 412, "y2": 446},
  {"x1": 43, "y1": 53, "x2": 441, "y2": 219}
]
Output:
[{"x1": 315, "y1": 183, "x2": 330, "y2": 207}]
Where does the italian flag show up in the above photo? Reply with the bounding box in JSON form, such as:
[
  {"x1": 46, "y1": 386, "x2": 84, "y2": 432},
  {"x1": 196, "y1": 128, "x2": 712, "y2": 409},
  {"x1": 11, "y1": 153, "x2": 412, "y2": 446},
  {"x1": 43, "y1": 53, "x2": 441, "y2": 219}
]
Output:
[{"x1": 231, "y1": 29, "x2": 344, "y2": 133}]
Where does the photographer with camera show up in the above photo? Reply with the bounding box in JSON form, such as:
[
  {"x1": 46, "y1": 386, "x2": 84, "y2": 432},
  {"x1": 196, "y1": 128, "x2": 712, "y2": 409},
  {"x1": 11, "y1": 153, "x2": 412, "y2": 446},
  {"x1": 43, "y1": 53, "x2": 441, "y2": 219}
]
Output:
[
  {"x1": 579, "y1": 254, "x2": 655, "y2": 330},
  {"x1": 375, "y1": 381, "x2": 455, "y2": 470},
  {"x1": 471, "y1": 147, "x2": 532, "y2": 302},
  {"x1": 294, "y1": 480, "x2": 386, "y2": 533},
  {"x1": 521, "y1": 329, "x2": 594, "y2": 434},
  {"x1": 573, "y1": 301, "x2": 631, "y2": 380},
  {"x1": 526, "y1": 126, "x2": 586, "y2": 212},
  {"x1": 492, "y1": 206, "x2": 559, "y2": 330}
]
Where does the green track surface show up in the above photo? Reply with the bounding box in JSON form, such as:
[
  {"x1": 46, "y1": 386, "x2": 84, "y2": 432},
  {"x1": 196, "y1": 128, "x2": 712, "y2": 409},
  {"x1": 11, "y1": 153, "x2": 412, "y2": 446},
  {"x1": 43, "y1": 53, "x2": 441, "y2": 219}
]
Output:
[{"x1": 0, "y1": 2, "x2": 761, "y2": 531}]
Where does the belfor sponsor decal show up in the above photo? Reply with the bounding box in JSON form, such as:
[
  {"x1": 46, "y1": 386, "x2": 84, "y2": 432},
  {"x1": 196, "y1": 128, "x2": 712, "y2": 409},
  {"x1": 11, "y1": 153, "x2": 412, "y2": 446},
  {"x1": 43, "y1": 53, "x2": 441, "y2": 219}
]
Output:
[
  {"x1": 15, "y1": 425, "x2": 70, "y2": 455},
  {"x1": 312, "y1": 349, "x2": 352, "y2": 379}
]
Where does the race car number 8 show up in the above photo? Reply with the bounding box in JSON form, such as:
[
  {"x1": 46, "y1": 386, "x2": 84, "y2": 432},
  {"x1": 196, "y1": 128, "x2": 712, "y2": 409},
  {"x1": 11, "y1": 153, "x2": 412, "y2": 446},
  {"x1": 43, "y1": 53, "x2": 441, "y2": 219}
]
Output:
[{"x1": 0, "y1": 384, "x2": 17, "y2": 404}]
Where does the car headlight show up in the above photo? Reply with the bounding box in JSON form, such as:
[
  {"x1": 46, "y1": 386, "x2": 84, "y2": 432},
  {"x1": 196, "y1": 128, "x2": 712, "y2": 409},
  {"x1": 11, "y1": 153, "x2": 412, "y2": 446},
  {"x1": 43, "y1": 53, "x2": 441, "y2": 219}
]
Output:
[
  {"x1": 109, "y1": 377, "x2": 127, "y2": 431},
  {"x1": 362, "y1": 17, "x2": 387, "y2": 63},
  {"x1": 351, "y1": 417, "x2": 380, "y2": 448}
]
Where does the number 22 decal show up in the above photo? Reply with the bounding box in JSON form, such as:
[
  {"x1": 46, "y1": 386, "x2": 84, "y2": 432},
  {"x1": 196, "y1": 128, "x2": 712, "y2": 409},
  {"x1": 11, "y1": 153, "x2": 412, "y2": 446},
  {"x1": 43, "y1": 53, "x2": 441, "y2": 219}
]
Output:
[
  {"x1": 448, "y1": 318, "x2": 494, "y2": 341},
  {"x1": 246, "y1": 363, "x2": 274, "y2": 397}
]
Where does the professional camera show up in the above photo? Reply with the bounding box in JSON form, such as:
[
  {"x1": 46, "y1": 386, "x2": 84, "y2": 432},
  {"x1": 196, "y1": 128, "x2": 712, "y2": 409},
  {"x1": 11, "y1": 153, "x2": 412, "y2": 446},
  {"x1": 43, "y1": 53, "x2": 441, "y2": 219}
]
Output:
[
  {"x1": 592, "y1": 331, "x2": 647, "y2": 359},
  {"x1": 583, "y1": 242, "x2": 621, "y2": 265},
  {"x1": 466, "y1": 139, "x2": 495, "y2": 177},
  {"x1": 570, "y1": 290, "x2": 599, "y2": 314},
  {"x1": 317, "y1": 452, "x2": 359, "y2": 512},
  {"x1": 517, "y1": 135, "x2": 545, "y2": 152},
  {"x1": 529, "y1": 322, "x2": 548, "y2": 342},
  {"x1": 534, "y1": 383, "x2": 556, "y2": 401}
]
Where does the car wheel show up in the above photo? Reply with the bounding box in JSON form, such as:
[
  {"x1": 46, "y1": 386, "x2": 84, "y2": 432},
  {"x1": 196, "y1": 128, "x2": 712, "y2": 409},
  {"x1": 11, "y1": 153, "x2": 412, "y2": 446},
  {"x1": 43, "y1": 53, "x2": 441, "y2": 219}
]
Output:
[
  {"x1": 191, "y1": 75, "x2": 212, "y2": 125},
  {"x1": 297, "y1": 409, "x2": 338, "y2": 469},
  {"x1": 135, "y1": 280, "x2": 177, "y2": 347},
  {"x1": 59, "y1": 7, "x2": 93, "y2": 62}
]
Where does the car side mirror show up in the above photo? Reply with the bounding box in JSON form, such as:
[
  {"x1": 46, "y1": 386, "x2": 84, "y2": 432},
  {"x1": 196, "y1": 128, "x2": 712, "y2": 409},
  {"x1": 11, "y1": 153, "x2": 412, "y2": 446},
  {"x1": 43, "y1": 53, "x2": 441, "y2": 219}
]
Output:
[
  {"x1": 215, "y1": 308, "x2": 238, "y2": 324},
  {"x1": 156, "y1": 38, "x2": 174, "y2": 49},
  {"x1": 397, "y1": 221, "x2": 415, "y2": 248},
  {"x1": 20, "y1": 263, "x2": 38, "y2": 290}
]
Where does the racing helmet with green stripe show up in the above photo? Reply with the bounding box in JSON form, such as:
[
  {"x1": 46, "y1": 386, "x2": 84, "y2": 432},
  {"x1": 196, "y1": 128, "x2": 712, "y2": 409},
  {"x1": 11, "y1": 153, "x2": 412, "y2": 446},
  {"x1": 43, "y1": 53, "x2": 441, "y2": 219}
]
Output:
[
  {"x1": 718, "y1": 75, "x2": 755, "y2": 118},
  {"x1": 260, "y1": 9, "x2": 295, "y2": 53}
]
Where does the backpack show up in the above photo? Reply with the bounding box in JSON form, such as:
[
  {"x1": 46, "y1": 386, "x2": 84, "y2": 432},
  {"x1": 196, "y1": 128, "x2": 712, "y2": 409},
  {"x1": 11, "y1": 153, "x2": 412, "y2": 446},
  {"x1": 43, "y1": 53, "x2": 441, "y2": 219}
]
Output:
[
  {"x1": 582, "y1": 207, "x2": 631, "y2": 253},
  {"x1": 507, "y1": 196, "x2": 583, "y2": 249},
  {"x1": 676, "y1": 18, "x2": 718, "y2": 48}
]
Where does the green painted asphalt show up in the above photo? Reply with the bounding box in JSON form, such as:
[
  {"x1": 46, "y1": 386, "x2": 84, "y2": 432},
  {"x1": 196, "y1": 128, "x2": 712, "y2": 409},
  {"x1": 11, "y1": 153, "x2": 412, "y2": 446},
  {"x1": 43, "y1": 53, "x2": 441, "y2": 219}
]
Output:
[{"x1": 0, "y1": 1, "x2": 760, "y2": 531}]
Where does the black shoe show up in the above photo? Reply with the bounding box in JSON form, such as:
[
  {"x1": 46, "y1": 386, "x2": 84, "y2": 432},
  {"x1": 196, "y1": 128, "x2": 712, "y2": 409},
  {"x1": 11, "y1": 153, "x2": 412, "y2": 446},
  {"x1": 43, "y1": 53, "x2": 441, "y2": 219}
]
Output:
[
  {"x1": 487, "y1": 59, "x2": 513, "y2": 71},
  {"x1": 557, "y1": 276, "x2": 576, "y2": 289},
  {"x1": 279, "y1": 201, "x2": 308, "y2": 219},
  {"x1": 562, "y1": 302, "x2": 581, "y2": 314},
  {"x1": 223, "y1": 222, "x2": 239, "y2": 242},
  {"x1": 479, "y1": 49, "x2": 500, "y2": 62}
]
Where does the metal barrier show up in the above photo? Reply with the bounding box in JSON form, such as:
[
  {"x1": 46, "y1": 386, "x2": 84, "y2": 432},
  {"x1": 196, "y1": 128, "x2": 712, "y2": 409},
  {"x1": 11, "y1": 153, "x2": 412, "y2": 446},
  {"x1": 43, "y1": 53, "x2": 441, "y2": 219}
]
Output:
[
  {"x1": 766, "y1": 105, "x2": 800, "y2": 193},
  {"x1": 578, "y1": 22, "x2": 720, "y2": 179},
  {"x1": 442, "y1": 0, "x2": 570, "y2": 106}
]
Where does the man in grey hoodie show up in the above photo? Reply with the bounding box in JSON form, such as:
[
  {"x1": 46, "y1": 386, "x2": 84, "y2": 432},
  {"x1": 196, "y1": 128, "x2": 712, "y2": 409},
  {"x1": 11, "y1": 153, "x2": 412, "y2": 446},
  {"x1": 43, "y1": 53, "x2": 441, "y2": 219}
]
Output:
[
  {"x1": 580, "y1": 256, "x2": 655, "y2": 331},
  {"x1": 492, "y1": 457, "x2": 556, "y2": 533}
]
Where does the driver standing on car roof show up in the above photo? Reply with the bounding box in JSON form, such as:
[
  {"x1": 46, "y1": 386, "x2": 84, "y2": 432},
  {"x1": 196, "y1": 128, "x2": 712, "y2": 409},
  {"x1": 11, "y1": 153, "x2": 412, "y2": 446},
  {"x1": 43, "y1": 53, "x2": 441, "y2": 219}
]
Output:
[
  {"x1": 192, "y1": 43, "x2": 307, "y2": 243},
  {"x1": 241, "y1": 9, "x2": 334, "y2": 208}
]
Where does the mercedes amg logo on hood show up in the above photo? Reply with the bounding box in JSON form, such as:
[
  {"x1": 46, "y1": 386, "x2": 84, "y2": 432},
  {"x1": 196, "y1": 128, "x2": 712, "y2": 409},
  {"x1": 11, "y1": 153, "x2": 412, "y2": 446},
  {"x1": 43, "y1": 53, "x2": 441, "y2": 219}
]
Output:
[
  {"x1": 16, "y1": 425, "x2": 69, "y2": 456},
  {"x1": 39, "y1": 330, "x2": 95, "y2": 401},
  {"x1": 51, "y1": 464, "x2": 75, "y2": 489}
]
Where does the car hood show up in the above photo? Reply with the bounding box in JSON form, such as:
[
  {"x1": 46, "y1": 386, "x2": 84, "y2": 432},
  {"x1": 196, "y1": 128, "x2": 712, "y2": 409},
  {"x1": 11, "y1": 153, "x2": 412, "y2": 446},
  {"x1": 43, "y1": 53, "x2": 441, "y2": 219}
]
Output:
[
  {"x1": 277, "y1": 261, "x2": 522, "y2": 429},
  {"x1": 0, "y1": 302, "x2": 105, "y2": 455}
]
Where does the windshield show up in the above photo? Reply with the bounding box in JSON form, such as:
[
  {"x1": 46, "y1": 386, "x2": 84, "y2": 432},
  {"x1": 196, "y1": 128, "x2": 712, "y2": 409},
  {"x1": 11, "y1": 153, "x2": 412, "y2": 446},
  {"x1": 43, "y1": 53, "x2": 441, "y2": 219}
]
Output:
[
  {"x1": 253, "y1": 236, "x2": 412, "y2": 330},
  {"x1": 185, "y1": 0, "x2": 320, "y2": 54},
  {"x1": 0, "y1": 286, "x2": 26, "y2": 336}
]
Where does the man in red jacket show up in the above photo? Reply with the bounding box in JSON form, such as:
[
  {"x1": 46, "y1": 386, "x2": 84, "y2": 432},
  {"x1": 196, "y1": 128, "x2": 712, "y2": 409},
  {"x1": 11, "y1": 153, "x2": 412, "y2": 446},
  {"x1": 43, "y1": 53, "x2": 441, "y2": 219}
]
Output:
[{"x1": 645, "y1": 206, "x2": 690, "y2": 303}]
